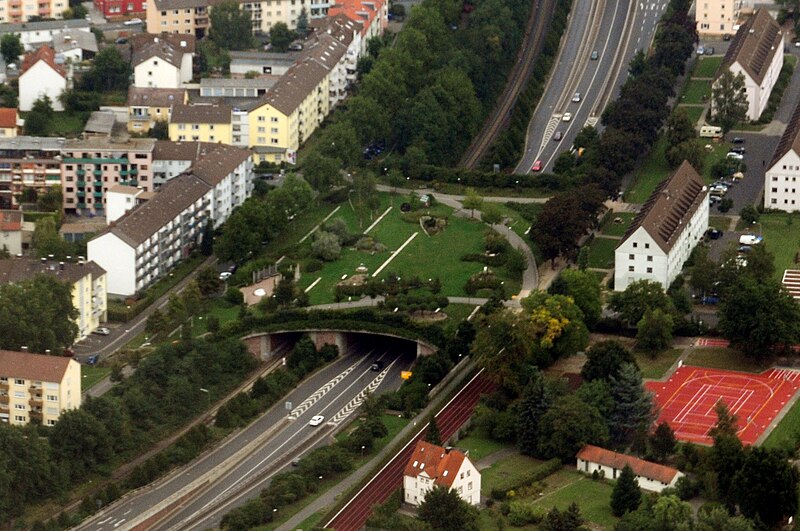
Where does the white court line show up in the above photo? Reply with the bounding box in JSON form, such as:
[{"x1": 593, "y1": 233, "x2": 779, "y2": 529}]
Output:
[
  {"x1": 731, "y1": 390, "x2": 754, "y2": 416},
  {"x1": 298, "y1": 205, "x2": 341, "y2": 243},
  {"x1": 364, "y1": 206, "x2": 392, "y2": 234},
  {"x1": 304, "y1": 277, "x2": 321, "y2": 293},
  {"x1": 675, "y1": 384, "x2": 710, "y2": 424},
  {"x1": 372, "y1": 232, "x2": 418, "y2": 277}
]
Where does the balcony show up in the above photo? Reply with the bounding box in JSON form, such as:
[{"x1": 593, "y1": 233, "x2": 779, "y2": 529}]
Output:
[
  {"x1": 76, "y1": 169, "x2": 85, "y2": 176},
  {"x1": 77, "y1": 202, "x2": 86, "y2": 209},
  {"x1": 29, "y1": 410, "x2": 42, "y2": 421},
  {"x1": 94, "y1": 181, "x2": 103, "y2": 188},
  {"x1": 93, "y1": 191, "x2": 103, "y2": 198},
  {"x1": 0, "y1": 394, "x2": 7, "y2": 404},
  {"x1": 76, "y1": 191, "x2": 85, "y2": 197},
  {"x1": 130, "y1": 168, "x2": 138, "y2": 175},
  {"x1": 93, "y1": 169, "x2": 102, "y2": 176},
  {"x1": 28, "y1": 397, "x2": 42, "y2": 408},
  {"x1": 76, "y1": 180, "x2": 86, "y2": 187}
]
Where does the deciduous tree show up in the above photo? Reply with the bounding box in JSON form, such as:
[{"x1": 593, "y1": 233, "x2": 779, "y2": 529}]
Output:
[
  {"x1": 580, "y1": 340, "x2": 637, "y2": 382},
  {"x1": 269, "y1": 22, "x2": 295, "y2": 52},
  {"x1": 538, "y1": 394, "x2": 609, "y2": 462},
  {"x1": 210, "y1": 0, "x2": 254, "y2": 50},
  {"x1": 636, "y1": 308, "x2": 674, "y2": 352},
  {"x1": 711, "y1": 71, "x2": 748, "y2": 133},
  {"x1": 609, "y1": 279, "x2": 675, "y2": 326},
  {"x1": 0, "y1": 34, "x2": 22, "y2": 65}
]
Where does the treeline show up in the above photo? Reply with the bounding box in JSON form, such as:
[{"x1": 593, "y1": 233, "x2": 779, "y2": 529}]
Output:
[{"x1": 530, "y1": 0, "x2": 697, "y2": 264}]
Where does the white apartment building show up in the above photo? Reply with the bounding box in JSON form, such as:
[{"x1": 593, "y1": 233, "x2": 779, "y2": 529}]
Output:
[
  {"x1": 132, "y1": 33, "x2": 195, "y2": 89},
  {"x1": 18, "y1": 46, "x2": 67, "y2": 112},
  {"x1": 696, "y1": 0, "x2": 752, "y2": 36},
  {"x1": 766, "y1": 99, "x2": 800, "y2": 211},
  {"x1": 0, "y1": 350, "x2": 81, "y2": 426},
  {"x1": 403, "y1": 440, "x2": 481, "y2": 507},
  {"x1": 715, "y1": 9, "x2": 783, "y2": 121},
  {"x1": 577, "y1": 445, "x2": 684, "y2": 493},
  {"x1": 0, "y1": 19, "x2": 90, "y2": 50},
  {"x1": 615, "y1": 161, "x2": 709, "y2": 292}
]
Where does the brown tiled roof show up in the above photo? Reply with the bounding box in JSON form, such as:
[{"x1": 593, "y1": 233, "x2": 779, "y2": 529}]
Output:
[
  {"x1": 0, "y1": 350, "x2": 74, "y2": 382},
  {"x1": 256, "y1": 58, "x2": 330, "y2": 116},
  {"x1": 170, "y1": 104, "x2": 231, "y2": 124},
  {"x1": 769, "y1": 97, "x2": 800, "y2": 168},
  {"x1": 0, "y1": 257, "x2": 105, "y2": 285},
  {"x1": 0, "y1": 210, "x2": 22, "y2": 231},
  {"x1": 577, "y1": 445, "x2": 681, "y2": 484},
  {"x1": 20, "y1": 46, "x2": 66, "y2": 78},
  {"x1": 104, "y1": 173, "x2": 210, "y2": 247},
  {"x1": 127, "y1": 86, "x2": 186, "y2": 108},
  {"x1": 309, "y1": 13, "x2": 362, "y2": 45},
  {"x1": 132, "y1": 32, "x2": 196, "y2": 54},
  {"x1": 621, "y1": 161, "x2": 707, "y2": 254},
  {"x1": 108, "y1": 184, "x2": 142, "y2": 195},
  {"x1": 151, "y1": 0, "x2": 219, "y2": 11},
  {"x1": 192, "y1": 143, "x2": 251, "y2": 186},
  {"x1": 154, "y1": 139, "x2": 202, "y2": 160},
  {"x1": 720, "y1": 9, "x2": 782, "y2": 86},
  {"x1": 0, "y1": 108, "x2": 17, "y2": 129},
  {"x1": 403, "y1": 440, "x2": 467, "y2": 488},
  {"x1": 132, "y1": 33, "x2": 195, "y2": 68},
  {"x1": 59, "y1": 221, "x2": 105, "y2": 235}
]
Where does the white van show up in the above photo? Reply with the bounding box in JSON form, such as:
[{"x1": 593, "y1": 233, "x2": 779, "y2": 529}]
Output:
[
  {"x1": 699, "y1": 125, "x2": 723, "y2": 138},
  {"x1": 739, "y1": 234, "x2": 763, "y2": 245}
]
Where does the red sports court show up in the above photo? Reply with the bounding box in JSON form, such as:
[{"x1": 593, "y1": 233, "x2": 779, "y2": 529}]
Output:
[{"x1": 646, "y1": 366, "x2": 800, "y2": 445}]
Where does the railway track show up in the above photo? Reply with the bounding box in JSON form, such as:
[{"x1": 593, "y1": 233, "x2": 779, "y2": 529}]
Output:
[{"x1": 459, "y1": 0, "x2": 559, "y2": 169}]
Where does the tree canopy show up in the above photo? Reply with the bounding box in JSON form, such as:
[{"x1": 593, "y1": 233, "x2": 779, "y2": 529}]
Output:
[
  {"x1": 210, "y1": 0, "x2": 255, "y2": 50},
  {"x1": 711, "y1": 71, "x2": 748, "y2": 133},
  {"x1": 418, "y1": 485, "x2": 479, "y2": 531}
]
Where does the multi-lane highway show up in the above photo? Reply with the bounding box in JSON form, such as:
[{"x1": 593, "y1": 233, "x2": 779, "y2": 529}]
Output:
[
  {"x1": 78, "y1": 347, "x2": 414, "y2": 530},
  {"x1": 515, "y1": 0, "x2": 667, "y2": 174}
]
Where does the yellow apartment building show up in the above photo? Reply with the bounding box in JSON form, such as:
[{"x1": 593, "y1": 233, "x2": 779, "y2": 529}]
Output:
[
  {"x1": 0, "y1": 350, "x2": 81, "y2": 426},
  {"x1": 128, "y1": 87, "x2": 187, "y2": 134},
  {"x1": 169, "y1": 104, "x2": 233, "y2": 144}
]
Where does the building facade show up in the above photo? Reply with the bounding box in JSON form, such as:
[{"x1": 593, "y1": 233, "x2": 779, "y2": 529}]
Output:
[
  {"x1": 18, "y1": 46, "x2": 67, "y2": 112},
  {"x1": 132, "y1": 33, "x2": 195, "y2": 89},
  {"x1": 93, "y1": 0, "x2": 145, "y2": 18},
  {"x1": 0, "y1": 19, "x2": 90, "y2": 49},
  {"x1": 0, "y1": 136, "x2": 65, "y2": 210},
  {"x1": 577, "y1": 445, "x2": 684, "y2": 493},
  {"x1": 696, "y1": 0, "x2": 752, "y2": 36},
  {"x1": 765, "y1": 98, "x2": 800, "y2": 211},
  {"x1": 403, "y1": 440, "x2": 481, "y2": 507},
  {"x1": 0, "y1": 0, "x2": 68, "y2": 23},
  {"x1": 614, "y1": 161, "x2": 709, "y2": 291},
  {"x1": 0, "y1": 350, "x2": 80, "y2": 426},
  {"x1": 169, "y1": 104, "x2": 233, "y2": 144},
  {"x1": 127, "y1": 86, "x2": 187, "y2": 134}
]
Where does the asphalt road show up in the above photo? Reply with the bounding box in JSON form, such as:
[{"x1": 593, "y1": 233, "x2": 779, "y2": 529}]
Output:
[
  {"x1": 516, "y1": 0, "x2": 666, "y2": 174},
  {"x1": 78, "y1": 347, "x2": 415, "y2": 530}
]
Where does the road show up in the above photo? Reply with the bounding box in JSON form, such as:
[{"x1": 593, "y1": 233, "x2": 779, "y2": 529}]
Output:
[
  {"x1": 515, "y1": 0, "x2": 666, "y2": 174},
  {"x1": 78, "y1": 347, "x2": 415, "y2": 530}
]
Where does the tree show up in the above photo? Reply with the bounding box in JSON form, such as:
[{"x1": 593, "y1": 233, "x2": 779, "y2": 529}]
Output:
[
  {"x1": 352, "y1": 171, "x2": 380, "y2": 224},
  {"x1": 540, "y1": 502, "x2": 585, "y2": 531},
  {"x1": 651, "y1": 495, "x2": 694, "y2": 530},
  {"x1": 269, "y1": 22, "x2": 296, "y2": 52},
  {"x1": 317, "y1": 122, "x2": 360, "y2": 168},
  {"x1": 531, "y1": 186, "x2": 604, "y2": 265},
  {"x1": 666, "y1": 107, "x2": 696, "y2": 148},
  {"x1": 200, "y1": 220, "x2": 214, "y2": 256},
  {"x1": 711, "y1": 71, "x2": 748, "y2": 132},
  {"x1": 37, "y1": 185, "x2": 62, "y2": 213},
  {"x1": 32, "y1": 216, "x2": 68, "y2": 258},
  {"x1": 689, "y1": 246, "x2": 719, "y2": 296},
  {"x1": 302, "y1": 152, "x2": 341, "y2": 193},
  {"x1": 80, "y1": 47, "x2": 130, "y2": 91},
  {"x1": 0, "y1": 34, "x2": 22, "y2": 65},
  {"x1": 462, "y1": 187, "x2": 483, "y2": 218},
  {"x1": 0, "y1": 84, "x2": 17, "y2": 108},
  {"x1": 145, "y1": 308, "x2": 168, "y2": 335},
  {"x1": 581, "y1": 340, "x2": 637, "y2": 382},
  {"x1": 311, "y1": 230, "x2": 341, "y2": 261},
  {"x1": 24, "y1": 95, "x2": 54, "y2": 136},
  {"x1": 609, "y1": 279, "x2": 675, "y2": 326},
  {"x1": 649, "y1": 422, "x2": 676, "y2": 462},
  {"x1": 538, "y1": 394, "x2": 609, "y2": 462},
  {"x1": 522, "y1": 291, "x2": 590, "y2": 367},
  {"x1": 196, "y1": 266, "x2": 222, "y2": 296},
  {"x1": 516, "y1": 370, "x2": 552, "y2": 455},
  {"x1": 550, "y1": 269, "x2": 602, "y2": 329},
  {"x1": 425, "y1": 416, "x2": 442, "y2": 446},
  {"x1": 209, "y1": 0, "x2": 254, "y2": 50},
  {"x1": 608, "y1": 363, "x2": 654, "y2": 446},
  {"x1": 696, "y1": 506, "x2": 756, "y2": 531},
  {"x1": 296, "y1": 7, "x2": 309, "y2": 36},
  {"x1": 149, "y1": 119, "x2": 169, "y2": 140},
  {"x1": 733, "y1": 447, "x2": 799, "y2": 526},
  {"x1": 481, "y1": 202, "x2": 503, "y2": 225},
  {"x1": 418, "y1": 485, "x2": 478, "y2": 531},
  {"x1": 471, "y1": 309, "x2": 542, "y2": 392},
  {"x1": 739, "y1": 204, "x2": 760, "y2": 225},
  {"x1": 636, "y1": 308, "x2": 674, "y2": 352},
  {"x1": 665, "y1": 140, "x2": 704, "y2": 171},
  {"x1": 611, "y1": 465, "x2": 641, "y2": 516},
  {"x1": 49, "y1": 409, "x2": 113, "y2": 479},
  {"x1": 708, "y1": 400, "x2": 745, "y2": 505}
]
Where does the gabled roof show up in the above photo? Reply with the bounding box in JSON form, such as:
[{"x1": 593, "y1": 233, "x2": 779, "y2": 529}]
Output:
[
  {"x1": 0, "y1": 210, "x2": 22, "y2": 231},
  {"x1": 720, "y1": 9, "x2": 782, "y2": 86},
  {"x1": 0, "y1": 108, "x2": 17, "y2": 129},
  {"x1": 153, "y1": 141, "x2": 251, "y2": 184},
  {"x1": 52, "y1": 29, "x2": 99, "y2": 54},
  {"x1": 769, "y1": 97, "x2": 800, "y2": 169},
  {"x1": 20, "y1": 46, "x2": 66, "y2": 78},
  {"x1": 0, "y1": 257, "x2": 105, "y2": 285},
  {"x1": 577, "y1": 445, "x2": 681, "y2": 485},
  {"x1": 132, "y1": 33, "x2": 195, "y2": 68},
  {"x1": 127, "y1": 86, "x2": 186, "y2": 108},
  {"x1": 0, "y1": 19, "x2": 90, "y2": 34},
  {"x1": 328, "y1": 0, "x2": 385, "y2": 36},
  {"x1": 403, "y1": 440, "x2": 469, "y2": 488},
  {"x1": 255, "y1": 58, "x2": 330, "y2": 116},
  {"x1": 0, "y1": 350, "x2": 74, "y2": 382},
  {"x1": 620, "y1": 161, "x2": 707, "y2": 254},
  {"x1": 170, "y1": 104, "x2": 231, "y2": 124}
]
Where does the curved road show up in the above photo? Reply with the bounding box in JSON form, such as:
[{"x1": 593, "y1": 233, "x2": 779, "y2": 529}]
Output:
[{"x1": 515, "y1": 0, "x2": 666, "y2": 174}]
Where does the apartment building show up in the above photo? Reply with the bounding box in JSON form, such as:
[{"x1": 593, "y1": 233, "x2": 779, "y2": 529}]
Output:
[
  {"x1": 0, "y1": 257, "x2": 108, "y2": 340},
  {"x1": 328, "y1": 0, "x2": 386, "y2": 55},
  {"x1": 0, "y1": 136, "x2": 65, "y2": 210},
  {"x1": 0, "y1": 19, "x2": 90, "y2": 50},
  {"x1": 0, "y1": 0, "x2": 68, "y2": 23},
  {"x1": 127, "y1": 86, "x2": 187, "y2": 134},
  {"x1": 132, "y1": 33, "x2": 195, "y2": 89},
  {"x1": 765, "y1": 98, "x2": 800, "y2": 211},
  {"x1": 169, "y1": 104, "x2": 233, "y2": 144},
  {"x1": 93, "y1": 0, "x2": 145, "y2": 18},
  {"x1": 229, "y1": 50, "x2": 299, "y2": 76},
  {"x1": 0, "y1": 350, "x2": 80, "y2": 426},
  {"x1": 696, "y1": 0, "x2": 753, "y2": 37},
  {"x1": 60, "y1": 138, "x2": 156, "y2": 216},
  {"x1": 19, "y1": 46, "x2": 67, "y2": 112},
  {"x1": 242, "y1": 0, "x2": 330, "y2": 33}
]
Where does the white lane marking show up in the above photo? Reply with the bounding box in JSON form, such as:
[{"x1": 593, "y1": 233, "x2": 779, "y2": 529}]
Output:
[
  {"x1": 328, "y1": 361, "x2": 396, "y2": 426},
  {"x1": 288, "y1": 359, "x2": 363, "y2": 420},
  {"x1": 113, "y1": 520, "x2": 126, "y2": 528}
]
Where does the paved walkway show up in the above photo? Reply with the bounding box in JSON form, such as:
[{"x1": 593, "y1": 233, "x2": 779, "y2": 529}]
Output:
[{"x1": 475, "y1": 448, "x2": 519, "y2": 471}]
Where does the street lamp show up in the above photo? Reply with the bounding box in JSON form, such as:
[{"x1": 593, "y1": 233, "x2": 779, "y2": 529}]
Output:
[
  {"x1": 199, "y1": 387, "x2": 210, "y2": 410},
  {"x1": 361, "y1": 444, "x2": 365, "y2": 458}
]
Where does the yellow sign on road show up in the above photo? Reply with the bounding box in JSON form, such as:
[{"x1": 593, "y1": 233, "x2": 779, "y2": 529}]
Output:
[{"x1": 401, "y1": 371, "x2": 413, "y2": 380}]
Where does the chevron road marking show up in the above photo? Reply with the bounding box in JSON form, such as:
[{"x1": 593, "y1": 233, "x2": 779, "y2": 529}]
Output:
[
  {"x1": 288, "y1": 359, "x2": 363, "y2": 420},
  {"x1": 328, "y1": 361, "x2": 396, "y2": 426}
]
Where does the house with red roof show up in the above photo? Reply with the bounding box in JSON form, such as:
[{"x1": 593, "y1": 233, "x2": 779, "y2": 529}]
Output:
[
  {"x1": 403, "y1": 440, "x2": 481, "y2": 506},
  {"x1": 576, "y1": 445, "x2": 684, "y2": 492},
  {"x1": 329, "y1": 0, "x2": 388, "y2": 56},
  {"x1": 0, "y1": 108, "x2": 19, "y2": 137},
  {"x1": 18, "y1": 46, "x2": 67, "y2": 112},
  {"x1": 0, "y1": 210, "x2": 23, "y2": 255}
]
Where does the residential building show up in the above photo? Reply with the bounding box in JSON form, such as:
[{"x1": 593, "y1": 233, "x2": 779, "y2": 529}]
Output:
[
  {"x1": 0, "y1": 108, "x2": 20, "y2": 137},
  {"x1": 0, "y1": 350, "x2": 80, "y2": 426},
  {"x1": 241, "y1": 0, "x2": 330, "y2": 34},
  {"x1": 93, "y1": 0, "x2": 145, "y2": 18},
  {"x1": 308, "y1": 14, "x2": 360, "y2": 106},
  {"x1": 328, "y1": 0, "x2": 387, "y2": 55},
  {"x1": 229, "y1": 50, "x2": 299, "y2": 77},
  {"x1": 403, "y1": 440, "x2": 481, "y2": 506},
  {"x1": 106, "y1": 184, "x2": 154, "y2": 223},
  {"x1": 59, "y1": 219, "x2": 106, "y2": 243},
  {"x1": 0, "y1": 210, "x2": 22, "y2": 255},
  {"x1": 60, "y1": 138, "x2": 156, "y2": 216},
  {"x1": 0, "y1": 0, "x2": 68, "y2": 23},
  {"x1": 18, "y1": 46, "x2": 67, "y2": 112},
  {"x1": 0, "y1": 19, "x2": 90, "y2": 50},
  {"x1": 127, "y1": 86, "x2": 187, "y2": 134},
  {"x1": 715, "y1": 9, "x2": 783, "y2": 122},
  {"x1": 0, "y1": 136, "x2": 65, "y2": 210},
  {"x1": 0, "y1": 257, "x2": 107, "y2": 340},
  {"x1": 169, "y1": 104, "x2": 233, "y2": 144},
  {"x1": 199, "y1": 77, "x2": 277, "y2": 98},
  {"x1": 576, "y1": 445, "x2": 684, "y2": 492},
  {"x1": 696, "y1": 0, "x2": 753, "y2": 37},
  {"x1": 614, "y1": 161, "x2": 709, "y2": 291},
  {"x1": 52, "y1": 29, "x2": 99, "y2": 62},
  {"x1": 765, "y1": 98, "x2": 800, "y2": 211},
  {"x1": 152, "y1": 140, "x2": 253, "y2": 193},
  {"x1": 132, "y1": 33, "x2": 195, "y2": 89}
]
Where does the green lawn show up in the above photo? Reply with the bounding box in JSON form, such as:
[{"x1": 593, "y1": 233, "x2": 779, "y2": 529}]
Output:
[
  {"x1": 529, "y1": 471, "x2": 617, "y2": 529},
  {"x1": 587, "y1": 237, "x2": 618, "y2": 269},
  {"x1": 682, "y1": 79, "x2": 712, "y2": 105},
  {"x1": 50, "y1": 111, "x2": 90, "y2": 136},
  {"x1": 694, "y1": 56, "x2": 723, "y2": 78},
  {"x1": 457, "y1": 427, "x2": 510, "y2": 461},
  {"x1": 685, "y1": 347, "x2": 771, "y2": 373},
  {"x1": 599, "y1": 212, "x2": 636, "y2": 237},
  {"x1": 266, "y1": 201, "x2": 339, "y2": 259},
  {"x1": 635, "y1": 348, "x2": 682, "y2": 380},
  {"x1": 442, "y1": 303, "x2": 478, "y2": 325},
  {"x1": 193, "y1": 300, "x2": 241, "y2": 336},
  {"x1": 481, "y1": 454, "x2": 544, "y2": 496},
  {"x1": 626, "y1": 136, "x2": 670, "y2": 204},
  {"x1": 709, "y1": 215, "x2": 731, "y2": 231},
  {"x1": 81, "y1": 365, "x2": 111, "y2": 392},
  {"x1": 679, "y1": 105, "x2": 704, "y2": 125},
  {"x1": 289, "y1": 510, "x2": 325, "y2": 531},
  {"x1": 762, "y1": 396, "x2": 800, "y2": 449},
  {"x1": 758, "y1": 213, "x2": 800, "y2": 280},
  {"x1": 484, "y1": 202, "x2": 536, "y2": 239}
]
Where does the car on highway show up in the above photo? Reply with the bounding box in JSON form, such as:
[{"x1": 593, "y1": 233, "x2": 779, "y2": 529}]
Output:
[
  {"x1": 531, "y1": 160, "x2": 542, "y2": 172},
  {"x1": 124, "y1": 17, "x2": 142, "y2": 25},
  {"x1": 562, "y1": 112, "x2": 572, "y2": 122},
  {"x1": 93, "y1": 327, "x2": 110, "y2": 336},
  {"x1": 553, "y1": 131, "x2": 562, "y2": 141},
  {"x1": 371, "y1": 361, "x2": 383, "y2": 371},
  {"x1": 572, "y1": 92, "x2": 581, "y2": 102},
  {"x1": 590, "y1": 50, "x2": 598, "y2": 60},
  {"x1": 309, "y1": 415, "x2": 325, "y2": 426}
]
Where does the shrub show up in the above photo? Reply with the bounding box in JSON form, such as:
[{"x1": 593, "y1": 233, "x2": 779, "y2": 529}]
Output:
[
  {"x1": 311, "y1": 230, "x2": 342, "y2": 261},
  {"x1": 305, "y1": 258, "x2": 323, "y2": 272},
  {"x1": 225, "y1": 287, "x2": 244, "y2": 305}
]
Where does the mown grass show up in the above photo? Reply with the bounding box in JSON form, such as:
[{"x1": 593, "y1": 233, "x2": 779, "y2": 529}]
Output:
[
  {"x1": 685, "y1": 347, "x2": 771, "y2": 373},
  {"x1": 682, "y1": 79, "x2": 712, "y2": 105},
  {"x1": 758, "y1": 213, "x2": 800, "y2": 280},
  {"x1": 635, "y1": 348, "x2": 683, "y2": 380},
  {"x1": 81, "y1": 365, "x2": 111, "y2": 392},
  {"x1": 599, "y1": 212, "x2": 636, "y2": 237},
  {"x1": 587, "y1": 237, "x2": 618, "y2": 269},
  {"x1": 762, "y1": 396, "x2": 800, "y2": 449},
  {"x1": 457, "y1": 427, "x2": 511, "y2": 462},
  {"x1": 529, "y1": 471, "x2": 617, "y2": 529},
  {"x1": 481, "y1": 454, "x2": 544, "y2": 496},
  {"x1": 694, "y1": 56, "x2": 723, "y2": 78}
]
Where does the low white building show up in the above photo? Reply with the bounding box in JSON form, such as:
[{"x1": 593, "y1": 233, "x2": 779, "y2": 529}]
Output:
[
  {"x1": 614, "y1": 161, "x2": 709, "y2": 292},
  {"x1": 765, "y1": 98, "x2": 800, "y2": 211},
  {"x1": 403, "y1": 440, "x2": 481, "y2": 507},
  {"x1": 577, "y1": 445, "x2": 684, "y2": 493},
  {"x1": 18, "y1": 46, "x2": 67, "y2": 112},
  {"x1": 52, "y1": 29, "x2": 99, "y2": 63},
  {"x1": 132, "y1": 33, "x2": 195, "y2": 89},
  {"x1": 715, "y1": 9, "x2": 783, "y2": 122},
  {"x1": 0, "y1": 19, "x2": 91, "y2": 52}
]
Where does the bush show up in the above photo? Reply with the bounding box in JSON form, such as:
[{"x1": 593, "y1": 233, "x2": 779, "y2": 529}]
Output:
[
  {"x1": 304, "y1": 258, "x2": 323, "y2": 272},
  {"x1": 311, "y1": 230, "x2": 342, "y2": 261},
  {"x1": 224, "y1": 287, "x2": 244, "y2": 305},
  {"x1": 508, "y1": 502, "x2": 548, "y2": 526}
]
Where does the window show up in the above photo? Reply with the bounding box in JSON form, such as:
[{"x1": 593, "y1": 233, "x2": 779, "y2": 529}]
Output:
[
  {"x1": 257, "y1": 126, "x2": 266, "y2": 133},
  {"x1": 628, "y1": 266, "x2": 634, "y2": 272},
  {"x1": 647, "y1": 267, "x2": 653, "y2": 273},
  {"x1": 647, "y1": 256, "x2": 652, "y2": 262},
  {"x1": 14, "y1": 379, "x2": 23, "y2": 385},
  {"x1": 632, "y1": 242, "x2": 637, "y2": 248},
  {"x1": 271, "y1": 117, "x2": 279, "y2": 123},
  {"x1": 14, "y1": 415, "x2": 25, "y2": 422},
  {"x1": 644, "y1": 243, "x2": 650, "y2": 249},
  {"x1": 14, "y1": 404, "x2": 24, "y2": 410},
  {"x1": 628, "y1": 254, "x2": 634, "y2": 260},
  {"x1": 46, "y1": 419, "x2": 56, "y2": 426},
  {"x1": 13, "y1": 391, "x2": 23, "y2": 398}
]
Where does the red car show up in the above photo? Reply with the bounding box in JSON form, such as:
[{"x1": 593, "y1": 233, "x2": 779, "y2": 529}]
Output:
[{"x1": 531, "y1": 160, "x2": 543, "y2": 172}]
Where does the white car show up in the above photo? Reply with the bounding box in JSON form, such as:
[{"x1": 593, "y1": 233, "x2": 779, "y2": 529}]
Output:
[
  {"x1": 309, "y1": 415, "x2": 325, "y2": 426},
  {"x1": 124, "y1": 17, "x2": 142, "y2": 25},
  {"x1": 726, "y1": 152, "x2": 744, "y2": 161},
  {"x1": 219, "y1": 271, "x2": 232, "y2": 281},
  {"x1": 562, "y1": 112, "x2": 572, "y2": 122},
  {"x1": 572, "y1": 92, "x2": 581, "y2": 103},
  {"x1": 92, "y1": 327, "x2": 110, "y2": 336}
]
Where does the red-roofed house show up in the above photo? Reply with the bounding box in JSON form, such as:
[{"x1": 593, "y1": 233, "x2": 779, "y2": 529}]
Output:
[
  {"x1": 329, "y1": 0, "x2": 388, "y2": 56},
  {"x1": 0, "y1": 210, "x2": 23, "y2": 255},
  {"x1": 576, "y1": 445, "x2": 684, "y2": 492},
  {"x1": 0, "y1": 108, "x2": 19, "y2": 137},
  {"x1": 19, "y1": 46, "x2": 67, "y2": 112},
  {"x1": 403, "y1": 440, "x2": 481, "y2": 506}
]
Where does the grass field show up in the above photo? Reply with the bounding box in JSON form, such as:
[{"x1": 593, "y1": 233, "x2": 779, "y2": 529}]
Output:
[
  {"x1": 694, "y1": 56, "x2": 723, "y2": 78},
  {"x1": 529, "y1": 471, "x2": 617, "y2": 529},
  {"x1": 685, "y1": 347, "x2": 771, "y2": 373},
  {"x1": 635, "y1": 348, "x2": 682, "y2": 380},
  {"x1": 762, "y1": 397, "x2": 800, "y2": 449},
  {"x1": 680, "y1": 105, "x2": 704, "y2": 125},
  {"x1": 682, "y1": 79, "x2": 712, "y2": 105},
  {"x1": 709, "y1": 215, "x2": 731, "y2": 231},
  {"x1": 599, "y1": 212, "x2": 636, "y2": 237},
  {"x1": 481, "y1": 454, "x2": 544, "y2": 496},
  {"x1": 758, "y1": 213, "x2": 800, "y2": 280},
  {"x1": 457, "y1": 427, "x2": 510, "y2": 461},
  {"x1": 193, "y1": 301, "x2": 241, "y2": 336},
  {"x1": 81, "y1": 365, "x2": 111, "y2": 392},
  {"x1": 587, "y1": 237, "x2": 618, "y2": 269}
]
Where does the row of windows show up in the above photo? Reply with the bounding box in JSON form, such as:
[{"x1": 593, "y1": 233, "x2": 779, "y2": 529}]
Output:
[
  {"x1": 628, "y1": 266, "x2": 654, "y2": 273},
  {"x1": 770, "y1": 198, "x2": 798, "y2": 205},
  {"x1": 631, "y1": 242, "x2": 650, "y2": 249},
  {"x1": 772, "y1": 188, "x2": 798, "y2": 194},
  {"x1": 628, "y1": 254, "x2": 654, "y2": 261}
]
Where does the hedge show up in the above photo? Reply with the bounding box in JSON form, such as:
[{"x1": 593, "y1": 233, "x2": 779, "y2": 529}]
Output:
[{"x1": 490, "y1": 458, "x2": 563, "y2": 500}]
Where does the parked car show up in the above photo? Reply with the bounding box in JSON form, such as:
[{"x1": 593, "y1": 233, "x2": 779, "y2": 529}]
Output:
[
  {"x1": 124, "y1": 17, "x2": 142, "y2": 25},
  {"x1": 309, "y1": 415, "x2": 325, "y2": 426},
  {"x1": 730, "y1": 146, "x2": 745, "y2": 154},
  {"x1": 701, "y1": 295, "x2": 720, "y2": 305},
  {"x1": 732, "y1": 137, "x2": 745, "y2": 144},
  {"x1": 219, "y1": 271, "x2": 232, "y2": 281},
  {"x1": 726, "y1": 152, "x2": 744, "y2": 161},
  {"x1": 738, "y1": 245, "x2": 752, "y2": 254},
  {"x1": 93, "y1": 327, "x2": 110, "y2": 336},
  {"x1": 704, "y1": 46, "x2": 715, "y2": 55},
  {"x1": 739, "y1": 234, "x2": 763, "y2": 245},
  {"x1": 706, "y1": 228, "x2": 723, "y2": 240},
  {"x1": 86, "y1": 355, "x2": 98, "y2": 365},
  {"x1": 696, "y1": 45, "x2": 705, "y2": 55}
]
